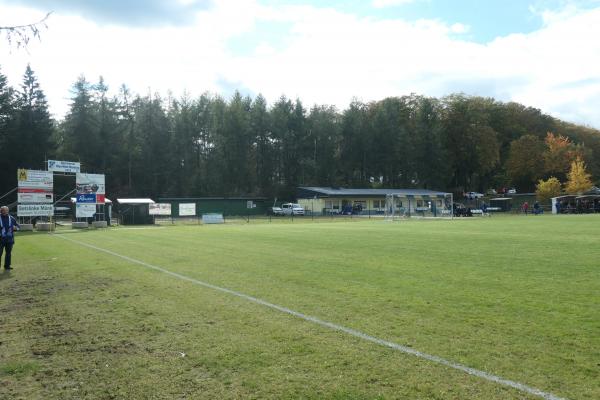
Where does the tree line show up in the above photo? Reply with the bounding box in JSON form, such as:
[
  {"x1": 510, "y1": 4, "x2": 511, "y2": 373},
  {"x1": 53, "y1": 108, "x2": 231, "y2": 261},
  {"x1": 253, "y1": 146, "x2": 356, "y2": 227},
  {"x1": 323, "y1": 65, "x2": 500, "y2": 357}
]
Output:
[{"x1": 1, "y1": 64, "x2": 599, "y2": 202}]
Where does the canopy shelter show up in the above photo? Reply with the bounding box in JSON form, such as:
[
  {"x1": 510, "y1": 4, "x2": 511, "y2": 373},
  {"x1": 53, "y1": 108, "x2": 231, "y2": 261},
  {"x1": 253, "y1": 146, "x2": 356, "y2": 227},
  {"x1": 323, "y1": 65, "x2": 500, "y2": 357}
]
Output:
[
  {"x1": 116, "y1": 198, "x2": 155, "y2": 225},
  {"x1": 552, "y1": 195, "x2": 577, "y2": 214},
  {"x1": 574, "y1": 195, "x2": 600, "y2": 213}
]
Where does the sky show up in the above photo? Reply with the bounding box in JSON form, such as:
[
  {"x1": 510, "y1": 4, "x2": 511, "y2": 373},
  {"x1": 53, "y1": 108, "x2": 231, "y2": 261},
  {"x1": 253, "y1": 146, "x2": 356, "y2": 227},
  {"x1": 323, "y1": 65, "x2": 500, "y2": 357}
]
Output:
[{"x1": 1, "y1": 0, "x2": 600, "y2": 128}]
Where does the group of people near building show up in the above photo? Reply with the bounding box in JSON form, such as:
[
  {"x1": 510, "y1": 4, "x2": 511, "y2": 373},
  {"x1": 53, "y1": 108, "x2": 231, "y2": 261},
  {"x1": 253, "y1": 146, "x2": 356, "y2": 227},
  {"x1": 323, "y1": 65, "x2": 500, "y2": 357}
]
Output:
[
  {"x1": 555, "y1": 198, "x2": 600, "y2": 214},
  {"x1": 520, "y1": 201, "x2": 543, "y2": 215}
]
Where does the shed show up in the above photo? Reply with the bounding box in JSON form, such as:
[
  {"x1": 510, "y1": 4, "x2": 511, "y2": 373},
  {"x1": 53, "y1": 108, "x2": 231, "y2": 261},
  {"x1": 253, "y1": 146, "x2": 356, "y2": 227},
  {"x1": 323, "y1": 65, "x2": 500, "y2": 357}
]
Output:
[{"x1": 117, "y1": 198, "x2": 155, "y2": 225}]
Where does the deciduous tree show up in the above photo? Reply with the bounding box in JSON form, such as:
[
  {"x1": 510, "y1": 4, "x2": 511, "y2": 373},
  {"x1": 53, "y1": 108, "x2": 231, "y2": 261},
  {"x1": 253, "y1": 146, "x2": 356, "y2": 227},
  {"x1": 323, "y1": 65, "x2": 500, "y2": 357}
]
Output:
[
  {"x1": 506, "y1": 135, "x2": 545, "y2": 191},
  {"x1": 565, "y1": 157, "x2": 593, "y2": 195},
  {"x1": 543, "y1": 132, "x2": 581, "y2": 180},
  {"x1": 536, "y1": 177, "x2": 562, "y2": 203}
]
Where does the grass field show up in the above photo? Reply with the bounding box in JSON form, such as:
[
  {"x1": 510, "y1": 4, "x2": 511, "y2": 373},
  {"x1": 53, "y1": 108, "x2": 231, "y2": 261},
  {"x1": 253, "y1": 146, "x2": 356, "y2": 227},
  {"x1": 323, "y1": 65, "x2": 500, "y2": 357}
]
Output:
[{"x1": 1, "y1": 215, "x2": 599, "y2": 399}]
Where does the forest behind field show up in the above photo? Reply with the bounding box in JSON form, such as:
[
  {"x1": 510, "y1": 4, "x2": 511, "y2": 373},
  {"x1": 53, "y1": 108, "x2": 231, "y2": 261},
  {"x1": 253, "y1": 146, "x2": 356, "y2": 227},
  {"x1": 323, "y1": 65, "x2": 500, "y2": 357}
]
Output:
[{"x1": 1, "y1": 65, "x2": 599, "y2": 200}]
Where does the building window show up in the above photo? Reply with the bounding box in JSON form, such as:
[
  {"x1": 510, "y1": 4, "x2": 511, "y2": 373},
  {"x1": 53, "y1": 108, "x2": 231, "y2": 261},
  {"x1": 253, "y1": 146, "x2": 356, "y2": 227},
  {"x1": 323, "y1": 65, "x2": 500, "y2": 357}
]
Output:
[
  {"x1": 353, "y1": 200, "x2": 366, "y2": 212},
  {"x1": 325, "y1": 200, "x2": 340, "y2": 210}
]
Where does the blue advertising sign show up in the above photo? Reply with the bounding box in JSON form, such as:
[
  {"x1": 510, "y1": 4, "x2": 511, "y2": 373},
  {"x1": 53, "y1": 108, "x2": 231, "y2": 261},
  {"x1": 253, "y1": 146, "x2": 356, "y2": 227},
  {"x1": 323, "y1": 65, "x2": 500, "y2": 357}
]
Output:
[{"x1": 76, "y1": 193, "x2": 96, "y2": 203}]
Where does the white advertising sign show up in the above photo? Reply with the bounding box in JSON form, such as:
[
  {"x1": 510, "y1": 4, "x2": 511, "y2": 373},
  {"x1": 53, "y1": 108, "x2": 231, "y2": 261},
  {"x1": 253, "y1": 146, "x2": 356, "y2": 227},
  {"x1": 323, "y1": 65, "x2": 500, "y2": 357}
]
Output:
[
  {"x1": 179, "y1": 203, "x2": 196, "y2": 216},
  {"x1": 149, "y1": 203, "x2": 171, "y2": 216},
  {"x1": 17, "y1": 204, "x2": 54, "y2": 217},
  {"x1": 76, "y1": 204, "x2": 97, "y2": 218},
  {"x1": 18, "y1": 191, "x2": 54, "y2": 203},
  {"x1": 76, "y1": 173, "x2": 106, "y2": 203},
  {"x1": 48, "y1": 159, "x2": 81, "y2": 173},
  {"x1": 17, "y1": 169, "x2": 54, "y2": 204},
  {"x1": 18, "y1": 169, "x2": 53, "y2": 190}
]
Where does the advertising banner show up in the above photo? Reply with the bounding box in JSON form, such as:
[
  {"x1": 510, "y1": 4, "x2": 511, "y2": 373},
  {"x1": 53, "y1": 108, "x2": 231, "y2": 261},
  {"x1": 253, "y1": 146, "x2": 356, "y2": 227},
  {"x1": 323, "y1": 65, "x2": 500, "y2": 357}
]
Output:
[
  {"x1": 48, "y1": 160, "x2": 81, "y2": 173},
  {"x1": 17, "y1": 204, "x2": 54, "y2": 217},
  {"x1": 76, "y1": 173, "x2": 106, "y2": 204},
  {"x1": 17, "y1": 169, "x2": 53, "y2": 203},
  {"x1": 18, "y1": 189, "x2": 54, "y2": 203},
  {"x1": 149, "y1": 203, "x2": 171, "y2": 216},
  {"x1": 75, "y1": 193, "x2": 97, "y2": 204},
  {"x1": 179, "y1": 203, "x2": 196, "y2": 216},
  {"x1": 76, "y1": 204, "x2": 96, "y2": 218}
]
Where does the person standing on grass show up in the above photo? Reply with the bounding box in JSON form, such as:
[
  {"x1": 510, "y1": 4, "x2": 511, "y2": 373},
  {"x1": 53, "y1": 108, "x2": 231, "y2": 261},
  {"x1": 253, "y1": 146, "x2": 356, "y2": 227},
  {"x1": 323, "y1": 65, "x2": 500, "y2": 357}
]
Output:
[
  {"x1": 0, "y1": 206, "x2": 20, "y2": 271},
  {"x1": 533, "y1": 201, "x2": 541, "y2": 215},
  {"x1": 522, "y1": 201, "x2": 529, "y2": 215}
]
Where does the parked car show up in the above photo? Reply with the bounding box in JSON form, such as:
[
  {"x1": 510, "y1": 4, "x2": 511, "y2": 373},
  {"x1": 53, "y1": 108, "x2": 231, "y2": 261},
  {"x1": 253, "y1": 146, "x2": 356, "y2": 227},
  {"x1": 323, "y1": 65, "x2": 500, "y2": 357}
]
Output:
[
  {"x1": 464, "y1": 192, "x2": 484, "y2": 199},
  {"x1": 281, "y1": 203, "x2": 305, "y2": 216},
  {"x1": 270, "y1": 206, "x2": 284, "y2": 216},
  {"x1": 486, "y1": 188, "x2": 497, "y2": 195},
  {"x1": 507, "y1": 188, "x2": 517, "y2": 194}
]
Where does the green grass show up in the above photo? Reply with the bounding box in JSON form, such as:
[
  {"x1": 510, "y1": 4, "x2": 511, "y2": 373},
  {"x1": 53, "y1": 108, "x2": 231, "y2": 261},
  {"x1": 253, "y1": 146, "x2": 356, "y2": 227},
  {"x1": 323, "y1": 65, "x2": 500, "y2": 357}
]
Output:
[{"x1": 1, "y1": 215, "x2": 599, "y2": 399}]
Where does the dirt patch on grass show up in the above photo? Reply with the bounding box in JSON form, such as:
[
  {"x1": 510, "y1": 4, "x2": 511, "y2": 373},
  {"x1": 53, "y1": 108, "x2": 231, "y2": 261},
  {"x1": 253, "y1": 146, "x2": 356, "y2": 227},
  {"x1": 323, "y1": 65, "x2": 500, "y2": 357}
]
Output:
[{"x1": 0, "y1": 269, "x2": 133, "y2": 398}]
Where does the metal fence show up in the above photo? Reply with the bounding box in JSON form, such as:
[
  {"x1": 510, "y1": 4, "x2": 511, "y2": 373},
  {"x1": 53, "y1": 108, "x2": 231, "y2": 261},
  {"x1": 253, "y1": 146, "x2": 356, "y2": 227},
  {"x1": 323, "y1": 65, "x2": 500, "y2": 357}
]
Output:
[{"x1": 152, "y1": 213, "x2": 390, "y2": 226}]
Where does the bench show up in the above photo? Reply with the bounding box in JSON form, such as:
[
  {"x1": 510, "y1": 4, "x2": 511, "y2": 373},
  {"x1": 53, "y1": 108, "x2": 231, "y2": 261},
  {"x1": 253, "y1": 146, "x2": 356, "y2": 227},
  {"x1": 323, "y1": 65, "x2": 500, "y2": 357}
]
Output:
[
  {"x1": 202, "y1": 213, "x2": 225, "y2": 224},
  {"x1": 471, "y1": 209, "x2": 491, "y2": 217}
]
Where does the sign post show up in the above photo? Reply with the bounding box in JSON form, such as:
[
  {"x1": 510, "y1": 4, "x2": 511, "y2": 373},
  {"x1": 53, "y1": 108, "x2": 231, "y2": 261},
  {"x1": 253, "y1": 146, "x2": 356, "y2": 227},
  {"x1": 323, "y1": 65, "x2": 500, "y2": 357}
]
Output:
[
  {"x1": 75, "y1": 173, "x2": 105, "y2": 219},
  {"x1": 17, "y1": 169, "x2": 54, "y2": 221},
  {"x1": 48, "y1": 160, "x2": 81, "y2": 173}
]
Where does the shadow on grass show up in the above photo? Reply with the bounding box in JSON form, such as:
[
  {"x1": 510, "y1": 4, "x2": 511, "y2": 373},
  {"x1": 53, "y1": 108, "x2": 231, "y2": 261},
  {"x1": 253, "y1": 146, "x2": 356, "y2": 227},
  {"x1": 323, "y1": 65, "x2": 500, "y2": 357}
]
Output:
[{"x1": 0, "y1": 269, "x2": 14, "y2": 281}]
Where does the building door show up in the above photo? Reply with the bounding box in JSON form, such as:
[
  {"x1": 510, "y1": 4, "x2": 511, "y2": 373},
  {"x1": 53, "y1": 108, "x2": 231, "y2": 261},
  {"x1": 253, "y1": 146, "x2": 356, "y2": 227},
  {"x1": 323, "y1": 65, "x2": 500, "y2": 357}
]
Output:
[{"x1": 341, "y1": 199, "x2": 351, "y2": 214}]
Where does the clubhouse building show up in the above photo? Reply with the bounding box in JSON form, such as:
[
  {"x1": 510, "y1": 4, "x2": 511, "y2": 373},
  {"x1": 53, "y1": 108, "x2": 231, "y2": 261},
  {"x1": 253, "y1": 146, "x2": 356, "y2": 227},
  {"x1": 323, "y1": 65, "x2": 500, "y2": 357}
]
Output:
[{"x1": 296, "y1": 187, "x2": 452, "y2": 217}]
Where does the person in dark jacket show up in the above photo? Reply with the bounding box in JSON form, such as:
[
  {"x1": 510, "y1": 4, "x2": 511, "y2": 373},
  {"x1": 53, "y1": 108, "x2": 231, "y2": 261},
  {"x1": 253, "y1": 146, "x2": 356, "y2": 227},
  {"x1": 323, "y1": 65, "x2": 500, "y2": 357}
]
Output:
[{"x1": 1, "y1": 206, "x2": 20, "y2": 270}]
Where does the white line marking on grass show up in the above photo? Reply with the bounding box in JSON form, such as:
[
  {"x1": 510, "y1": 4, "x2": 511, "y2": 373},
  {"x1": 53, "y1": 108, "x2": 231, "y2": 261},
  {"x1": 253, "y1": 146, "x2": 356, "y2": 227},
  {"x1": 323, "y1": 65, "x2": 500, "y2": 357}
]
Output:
[{"x1": 54, "y1": 234, "x2": 567, "y2": 400}]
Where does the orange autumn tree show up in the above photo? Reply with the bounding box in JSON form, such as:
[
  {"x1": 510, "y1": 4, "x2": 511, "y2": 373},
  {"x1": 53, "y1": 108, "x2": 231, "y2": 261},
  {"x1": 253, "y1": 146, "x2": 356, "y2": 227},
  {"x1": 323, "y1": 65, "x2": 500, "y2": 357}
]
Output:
[
  {"x1": 565, "y1": 157, "x2": 593, "y2": 195},
  {"x1": 543, "y1": 132, "x2": 581, "y2": 179}
]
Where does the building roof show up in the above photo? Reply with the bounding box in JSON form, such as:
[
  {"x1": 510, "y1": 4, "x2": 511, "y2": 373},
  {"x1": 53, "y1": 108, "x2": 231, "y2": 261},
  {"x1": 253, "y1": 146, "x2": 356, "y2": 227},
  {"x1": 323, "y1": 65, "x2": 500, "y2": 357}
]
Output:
[
  {"x1": 159, "y1": 197, "x2": 268, "y2": 201},
  {"x1": 117, "y1": 198, "x2": 155, "y2": 204},
  {"x1": 298, "y1": 187, "x2": 450, "y2": 198}
]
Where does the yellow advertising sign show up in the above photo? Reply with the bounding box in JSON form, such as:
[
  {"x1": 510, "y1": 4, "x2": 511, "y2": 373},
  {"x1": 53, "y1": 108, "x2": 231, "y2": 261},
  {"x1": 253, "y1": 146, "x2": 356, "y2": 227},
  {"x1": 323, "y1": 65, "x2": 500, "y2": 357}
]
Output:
[{"x1": 17, "y1": 168, "x2": 28, "y2": 182}]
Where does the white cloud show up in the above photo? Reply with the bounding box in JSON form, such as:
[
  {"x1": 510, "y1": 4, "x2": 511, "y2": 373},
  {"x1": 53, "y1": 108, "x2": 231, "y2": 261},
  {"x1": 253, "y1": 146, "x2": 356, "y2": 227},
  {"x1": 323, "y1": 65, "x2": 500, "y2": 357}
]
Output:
[
  {"x1": 372, "y1": 0, "x2": 417, "y2": 9},
  {"x1": 1, "y1": 1, "x2": 600, "y2": 129},
  {"x1": 450, "y1": 23, "x2": 469, "y2": 34}
]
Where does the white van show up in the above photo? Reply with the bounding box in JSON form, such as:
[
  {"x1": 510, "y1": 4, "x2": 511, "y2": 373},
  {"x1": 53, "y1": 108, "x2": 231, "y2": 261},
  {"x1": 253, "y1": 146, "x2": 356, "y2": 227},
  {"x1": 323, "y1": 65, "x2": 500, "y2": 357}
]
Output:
[{"x1": 281, "y1": 203, "x2": 305, "y2": 216}]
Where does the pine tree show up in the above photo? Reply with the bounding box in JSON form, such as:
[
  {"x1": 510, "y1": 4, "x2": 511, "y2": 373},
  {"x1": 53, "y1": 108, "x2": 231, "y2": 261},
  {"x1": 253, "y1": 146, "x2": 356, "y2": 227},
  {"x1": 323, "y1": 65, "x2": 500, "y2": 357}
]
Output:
[
  {"x1": 0, "y1": 67, "x2": 16, "y2": 195},
  {"x1": 60, "y1": 76, "x2": 99, "y2": 168},
  {"x1": 14, "y1": 64, "x2": 54, "y2": 169},
  {"x1": 249, "y1": 94, "x2": 274, "y2": 195}
]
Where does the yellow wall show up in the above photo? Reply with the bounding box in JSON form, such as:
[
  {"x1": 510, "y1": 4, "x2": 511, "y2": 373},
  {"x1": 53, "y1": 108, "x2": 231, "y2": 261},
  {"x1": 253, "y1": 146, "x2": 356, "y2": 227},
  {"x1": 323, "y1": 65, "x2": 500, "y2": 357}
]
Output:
[{"x1": 297, "y1": 198, "x2": 325, "y2": 212}]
